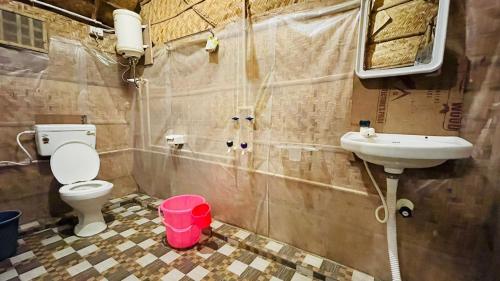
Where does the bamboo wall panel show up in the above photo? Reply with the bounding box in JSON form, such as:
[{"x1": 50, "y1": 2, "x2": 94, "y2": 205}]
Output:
[
  {"x1": 368, "y1": 0, "x2": 438, "y2": 43},
  {"x1": 141, "y1": 0, "x2": 351, "y2": 43},
  {"x1": 365, "y1": 0, "x2": 439, "y2": 69}
]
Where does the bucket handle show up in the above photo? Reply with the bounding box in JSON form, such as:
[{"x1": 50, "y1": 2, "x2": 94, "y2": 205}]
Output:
[{"x1": 158, "y1": 206, "x2": 163, "y2": 220}]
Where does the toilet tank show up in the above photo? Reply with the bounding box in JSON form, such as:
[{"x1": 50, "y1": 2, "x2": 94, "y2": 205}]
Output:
[{"x1": 34, "y1": 124, "x2": 96, "y2": 156}]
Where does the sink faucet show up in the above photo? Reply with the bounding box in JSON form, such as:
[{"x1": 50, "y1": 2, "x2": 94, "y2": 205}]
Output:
[{"x1": 359, "y1": 120, "x2": 376, "y2": 138}]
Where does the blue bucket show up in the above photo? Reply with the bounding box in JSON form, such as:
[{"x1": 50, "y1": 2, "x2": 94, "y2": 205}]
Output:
[{"x1": 0, "y1": 210, "x2": 22, "y2": 261}]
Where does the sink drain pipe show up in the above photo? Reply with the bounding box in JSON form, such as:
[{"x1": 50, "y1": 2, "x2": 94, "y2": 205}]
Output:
[
  {"x1": 364, "y1": 161, "x2": 402, "y2": 281},
  {"x1": 386, "y1": 176, "x2": 402, "y2": 281}
]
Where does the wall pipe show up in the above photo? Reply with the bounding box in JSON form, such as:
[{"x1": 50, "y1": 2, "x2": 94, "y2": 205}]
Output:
[
  {"x1": 29, "y1": 0, "x2": 112, "y2": 29},
  {"x1": 136, "y1": 147, "x2": 370, "y2": 197}
]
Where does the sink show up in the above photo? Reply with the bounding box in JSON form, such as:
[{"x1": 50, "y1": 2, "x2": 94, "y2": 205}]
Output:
[
  {"x1": 341, "y1": 131, "x2": 473, "y2": 281},
  {"x1": 340, "y1": 132, "x2": 473, "y2": 174}
]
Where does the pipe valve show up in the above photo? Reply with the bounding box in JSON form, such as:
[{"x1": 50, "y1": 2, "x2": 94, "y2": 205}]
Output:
[{"x1": 397, "y1": 199, "x2": 414, "y2": 218}]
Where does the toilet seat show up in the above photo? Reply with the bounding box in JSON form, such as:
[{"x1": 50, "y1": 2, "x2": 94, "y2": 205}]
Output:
[
  {"x1": 52, "y1": 141, "x2": 112, "y2": 200},
  {"x1": 59, "y1": 180, "x2": 113, "y2": 200},
  {"x1": 50, "y1": 141, "x2": 100, "y2": 185}
]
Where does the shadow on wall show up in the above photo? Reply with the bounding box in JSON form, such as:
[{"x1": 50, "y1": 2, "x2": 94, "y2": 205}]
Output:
[
  {"x1": 48, "y1": 177, "x2": 72, "y2": 217},
  {"x1": 0, "y1": 162, "x2": 69, "y2": 223},
  {"x1": 483, "y1": 201, "x2": 500, "y2": 280},
  {"x1": 33, "y1": 162, "x2": 72, "y2": 219}
]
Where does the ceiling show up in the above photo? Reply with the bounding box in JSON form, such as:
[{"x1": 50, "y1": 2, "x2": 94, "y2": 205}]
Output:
[{"x1": 29, "y1": 0, "x2": 141, "y2": 27}]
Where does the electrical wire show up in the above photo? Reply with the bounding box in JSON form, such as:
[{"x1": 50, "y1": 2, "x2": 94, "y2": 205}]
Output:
[
  {"x1": 363, "y1": 160, "x2": 388, "y2": 224},
  {"x1": 121, "y1": 64, "x2": 132, "y2": 83},
  {"x1": 89, "y1": 33, "x2": 128, "y2": 66},
  {"x1": 0, "y1": 131, "x2": 37, "y2": 167},
  {"x1": 17, "y1": 131, "x2": 34, "y2": 161},
  {"x1": 88, "y1": 31, "x2": 140, "y2": 88},
  {"x1": 0, "y1": 161, "x2": 30, "y2": 166}
]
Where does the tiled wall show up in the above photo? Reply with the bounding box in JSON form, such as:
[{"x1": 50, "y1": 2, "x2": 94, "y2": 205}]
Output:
[
  {"x1": 0, "y1": 2, "x2": 137, "y2": 223},
  {"x1": 133, "y1": 1, "x2": 500, "y2": 280}
]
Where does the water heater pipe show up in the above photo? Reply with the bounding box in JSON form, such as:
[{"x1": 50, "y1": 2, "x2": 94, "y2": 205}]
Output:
[{"x1": 29, "y1": 0, "x2": 112, "y2": 29}]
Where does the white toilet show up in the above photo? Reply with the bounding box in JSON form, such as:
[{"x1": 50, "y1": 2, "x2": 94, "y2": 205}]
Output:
[{"x1": 34, "y1": 124, "x2": 113, "y2": 237}]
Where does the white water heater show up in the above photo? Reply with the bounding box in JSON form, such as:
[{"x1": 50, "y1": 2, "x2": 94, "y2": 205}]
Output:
[{"x1": 112, "y1": 9, "x2": 144, "y2": 59}]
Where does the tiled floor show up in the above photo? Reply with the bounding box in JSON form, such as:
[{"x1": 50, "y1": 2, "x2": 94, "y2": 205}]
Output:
[{"x1": 1, "y1": 194, "x2": 379, "y2": 281}]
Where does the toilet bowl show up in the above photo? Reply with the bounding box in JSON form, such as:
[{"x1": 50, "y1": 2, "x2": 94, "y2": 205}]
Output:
[
  {"x1": 60, "y1": 180, "x2": 113, "y2": 237},
  {"x1": 50, "y1": 141, "x2": 113, "y2": 237}
]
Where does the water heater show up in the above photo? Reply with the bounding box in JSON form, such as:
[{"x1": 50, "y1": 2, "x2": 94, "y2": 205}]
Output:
[{"x1": 112, "y1": 9, "x2": 144, "y2": 59}]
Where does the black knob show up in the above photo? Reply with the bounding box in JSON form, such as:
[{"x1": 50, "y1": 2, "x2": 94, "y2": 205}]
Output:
[
  {"x1": 399, "y1": 206, "x2": 412, "y2": 218},
  {"x1": 359, "y1": 120, "x2": 371, "y2": 127},
  {"x1": 232, "y1": 116, "x2": 239, "y2": 121},
  {"x1": 240, "y1": 142, "x2": 248, "y2": 149},
  {"x1": 226, "y1": 140, "x2": 233, "y2": 147},
  {"x1": 245, "y1": 116, "x2": 254, "y2": 122}
]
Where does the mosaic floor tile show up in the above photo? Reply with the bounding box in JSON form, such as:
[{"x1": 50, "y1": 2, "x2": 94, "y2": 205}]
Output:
[
  {"x1": 19, "y1": 221, "x2": 40, "y2": 232},
  {"x1": 291, "y1": 272, "x2": 313, "y2": 281},
  {"x1": 2, "y1": 194, "x2": 382, "y2": 281},
  {"x1": 187, "y1": 265, "x2": 209, "y2": 281},
  {"x1": 67, "y1": 260, "x2": 92, "y2": 276},
  {"x1": 217, "y1": 244, "x2": 236, "y2": 256},
  {"x1": 303, "y1": 254, "x2": 323, "y2": 269},
  {"x1": 227, "y1": 260, "x2": 248, "y2": 276},
  {"x1": 250, "y1": 256, "x2": 271, "y2": 272},
  {"x1": 234, "y1": 230, "x2": 251, "y2": 240},
  {"x1": 138, "y1": 253, "x2": 159, "y2": 268},
  {"x1": 9, "y1": 251, "x2": 35, "y2": 265},
  {"x1": 351, "y1": 270, "x2": 375, "y2": 281},
  {"x1": 162, "y1": 268, "x2": 184, "y2": 281},
  {"x1": 18, "y1": 265, "x2": 47, "y2": 281},
  {"x1": 159, "y1": 251, "x2": 180, "y2": 264},
  {"x1": 265, "y1": 241, "x2": 285, "y2": 253},
  {"x1": 240, "y1": 266, "x2": 262, "y2": 280}
]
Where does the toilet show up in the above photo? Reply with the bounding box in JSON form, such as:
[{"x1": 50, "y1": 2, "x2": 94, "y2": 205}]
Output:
[{"x1": 34, "y1": 124, "x2": 113, "y2": 237}]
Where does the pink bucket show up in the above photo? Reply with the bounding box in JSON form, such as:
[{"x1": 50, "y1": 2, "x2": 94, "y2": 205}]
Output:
[
  {"x1": 158, "y1": 194, "x2": 205, "y2": 229},
  {"x1": 163, "y1": 221, "x2": 201, "y2": 249},
  {"x1": 192, "y1": 203, "x2": 211, "y2": 229}
]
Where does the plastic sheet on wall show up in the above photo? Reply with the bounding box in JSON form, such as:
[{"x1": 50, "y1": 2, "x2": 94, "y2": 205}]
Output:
[
  {"x1": 133, "y1": 1, "x2": 500, "y2": 280},
  {"x1": 133, "y1": 2, "x2": 363, "y2": 234},
  {"x1": 0, "y1": 37, "x2": 128, "y2": 133},
  {"x1": 0, "y1": 35, "x2": 134, "y2": 223}
]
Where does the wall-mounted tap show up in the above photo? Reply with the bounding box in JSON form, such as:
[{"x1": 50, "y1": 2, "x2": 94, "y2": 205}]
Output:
[
  {"x1": 359, "y1": 120, "x2": 376, "y2": 138},
  {"x1": 240, "y1": 142, "x2": 248, "y2": 155},
  {"x1": 226, "y1": 140, "x2": 234, "y2": 153}
]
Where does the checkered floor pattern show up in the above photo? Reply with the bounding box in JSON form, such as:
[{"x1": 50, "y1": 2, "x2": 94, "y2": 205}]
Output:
[{"x1": 0, "y1": 203, "x2": 323, "y2": 281}]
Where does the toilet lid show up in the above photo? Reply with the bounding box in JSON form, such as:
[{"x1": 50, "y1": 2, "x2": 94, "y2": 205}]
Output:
[{"x1": 50, "y1": 141, "x2": 100, "y2": 185}]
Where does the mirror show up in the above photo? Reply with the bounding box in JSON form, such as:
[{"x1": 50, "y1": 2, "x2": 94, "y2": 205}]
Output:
[{"x1": 355, "y1": 0, "x2": 450, "y2": 79}]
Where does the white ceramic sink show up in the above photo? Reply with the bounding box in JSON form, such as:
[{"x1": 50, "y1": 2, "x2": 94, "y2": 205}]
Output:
[{"x1": 341, "y1": 132, "x2": 473, "y2": 174}]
